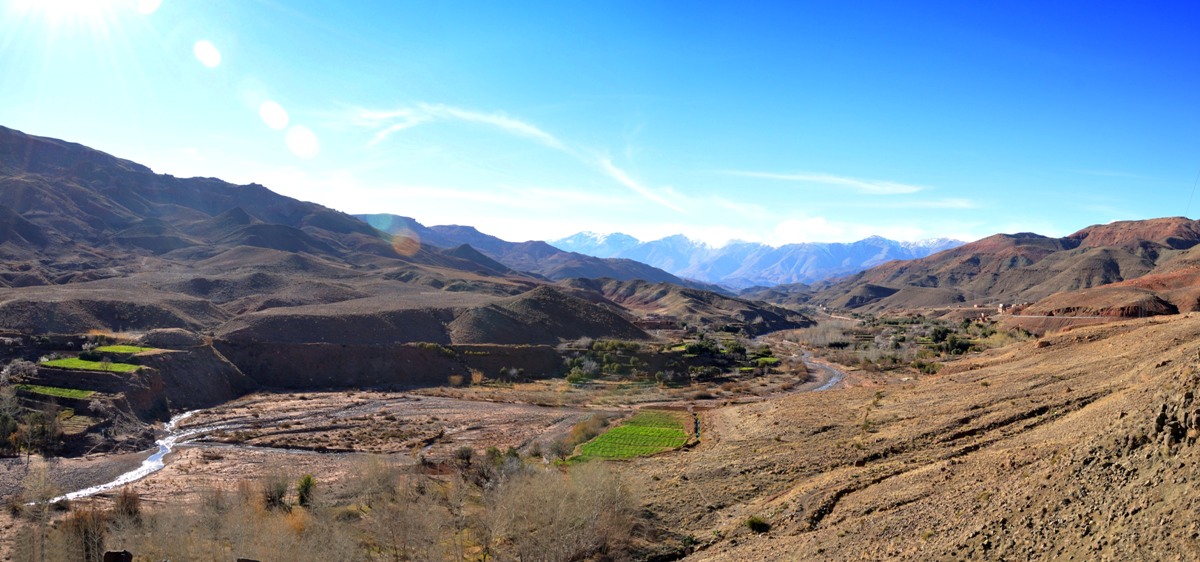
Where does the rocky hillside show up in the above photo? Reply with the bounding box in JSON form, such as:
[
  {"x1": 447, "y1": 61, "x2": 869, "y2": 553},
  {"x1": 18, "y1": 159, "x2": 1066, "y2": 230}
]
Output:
[
  {"x1": 560, "y1": 278, "x2": 812, "y2": 336},
  {"x1": 813, "y1": 217, "x2": 1200, "y2": 316},
  {"x1": 625, "y1": 314, "x2": 1200, "y2": 560},
  {"x1": 0, "y1": 126, "x2": 789, "y2": 358}
]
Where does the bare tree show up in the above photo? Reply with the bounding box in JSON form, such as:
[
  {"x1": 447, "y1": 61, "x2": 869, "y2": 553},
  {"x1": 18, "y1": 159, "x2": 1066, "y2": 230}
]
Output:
[
  {"x1": 14, "y1": 464, "x2": 60, "y2": 562},
  {"x1": 487, "y1": 463, "x2": 638, "y2": 562}
]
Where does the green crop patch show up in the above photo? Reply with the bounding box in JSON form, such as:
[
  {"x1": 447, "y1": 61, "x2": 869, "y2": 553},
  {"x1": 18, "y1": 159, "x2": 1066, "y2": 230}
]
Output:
[
  {"x1": 41, "y1": 358, "x2": 141, "y2": 373},
  {"x1": 15, "y1": 384, "x2": 96, "y2": 399},
  {"x1": 577, "y1": 410, "x2": 688, "y2": 460},
  {"x1": 93, "y1": 345, "x2": 154, "y2": 354}
]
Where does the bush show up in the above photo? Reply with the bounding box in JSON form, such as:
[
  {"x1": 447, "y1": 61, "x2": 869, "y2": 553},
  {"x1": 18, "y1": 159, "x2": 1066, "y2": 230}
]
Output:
[
  {"x1": 567, "y1": 415, "x2": 609, "y2": 447},
  {"x1": 0, "y1": 359, "x2": 36, "y2": 383},
  {"x1": 745, "y1": 515, "x2": 770, "y2": 533},
  {"x1": 59, "y1": 508, "x2": 109, "y2": 561},
  {"x1": 488, "y1": 463, "x2": 638, "y2": 561},
  {"x1": 262, "y1": 473, "x2": 291, "y2": 511},
  {"x1": 454, "y1": 446, "x2": 474, "y2": 468},
  {"x1": 297, "y1": 474, "x2": 316, "y2": 508},
  {"x1": 114, "y1": 487, "x2": 141, "y2": 521}
]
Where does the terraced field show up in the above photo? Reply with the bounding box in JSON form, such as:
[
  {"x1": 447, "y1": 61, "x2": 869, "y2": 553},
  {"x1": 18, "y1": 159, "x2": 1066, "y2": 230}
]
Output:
[
  {"x1": 41, "y1": 357, "x2": 140, "y2": 373},
  {"x1": 15, "y1": 384, "x2": 96, "y2": 399},
  {"x1": 578, "y1": 410, "x2": 689, "y2": 460},
  {"x1": 93, "y1": 345, "x2": 154, "y2": 354}
]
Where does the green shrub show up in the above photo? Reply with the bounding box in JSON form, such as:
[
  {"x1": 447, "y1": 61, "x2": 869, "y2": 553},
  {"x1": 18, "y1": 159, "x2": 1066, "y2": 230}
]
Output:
[
  {"x1": 297, "y1": 474, "x2": 316, "y2": 508},
  {"x1": 745, "y1": 515, "x2": 770, "y2": 533}
]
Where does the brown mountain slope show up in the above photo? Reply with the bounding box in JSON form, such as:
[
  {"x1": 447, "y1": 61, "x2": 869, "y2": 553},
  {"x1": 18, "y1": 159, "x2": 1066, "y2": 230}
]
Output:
[
  {"x1": 816, "y1": 217, "x2": 1200, "y2": 313},
  {"x1": 560, "y1": 278, "x2": 812, "y2": 335},
  {"x1": 0, "y1": 125, "x2": 524, "y2": 287},
  {"x1": 620, "y1": 314, "x2": 1200, "y2": 560},
  {"x1": 216, "y1": 285, "x2": 648, "y2": 346},
  {"x1": 1068, "y1": 216, "x2": 1200, "y2": 251},
  {"x1": 0, "y1": 125, "x2": 800, "y2": 362}
]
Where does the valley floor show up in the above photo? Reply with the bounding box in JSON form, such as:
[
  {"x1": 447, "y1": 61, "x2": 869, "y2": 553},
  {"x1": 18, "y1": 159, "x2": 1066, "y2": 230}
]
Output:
[{"x1": 6, "y1": 315, "x2": 1200, "y2": 560}]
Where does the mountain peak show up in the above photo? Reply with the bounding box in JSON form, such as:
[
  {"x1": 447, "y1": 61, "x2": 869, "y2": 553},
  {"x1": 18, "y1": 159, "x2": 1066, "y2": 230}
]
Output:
[
  {"x1": 551, "y1": 231, "x2": 966, "y2": 288},
  {"x1": 550, "y1": 231, "x2": 641, "y2": 258}
]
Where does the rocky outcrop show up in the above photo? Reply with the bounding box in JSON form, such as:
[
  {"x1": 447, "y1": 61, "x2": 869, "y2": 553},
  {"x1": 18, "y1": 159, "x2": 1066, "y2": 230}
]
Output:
[
  {"x1": 213, "y1": 340, "x2": 563, "y2": 389},
  {"x1": 135, "y1": 346, "x2": 256, "y2": 410},
  {"x1": 139, "y1": 328, "x2": 206, "y2": 349}
]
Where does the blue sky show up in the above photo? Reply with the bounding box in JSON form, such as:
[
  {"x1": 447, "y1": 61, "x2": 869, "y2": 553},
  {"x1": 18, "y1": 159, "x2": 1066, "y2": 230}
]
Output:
[{"x1": 3, "y1": 1, "x2": 1199, "y2": 246}]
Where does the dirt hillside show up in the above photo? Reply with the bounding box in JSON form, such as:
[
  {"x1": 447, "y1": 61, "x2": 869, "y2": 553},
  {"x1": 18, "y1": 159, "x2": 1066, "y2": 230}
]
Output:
[{"x1": 617, "y1": 314, "x2": 1200, "y2": 560}]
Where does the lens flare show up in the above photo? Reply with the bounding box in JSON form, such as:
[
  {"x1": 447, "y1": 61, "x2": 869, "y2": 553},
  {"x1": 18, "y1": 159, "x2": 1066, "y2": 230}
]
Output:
[
  {"x1": 285, "y1": 125, "x2": 319, "y2": 158},
  {"x1": 390, "y1": 228, "x2": 421, "y2": 257},
  {"x1": 193, "y1": 40, "x2": 221, "y2": 68},
  {"x1": 259, "y1": 100, "x2": 289, "y2": 130}
]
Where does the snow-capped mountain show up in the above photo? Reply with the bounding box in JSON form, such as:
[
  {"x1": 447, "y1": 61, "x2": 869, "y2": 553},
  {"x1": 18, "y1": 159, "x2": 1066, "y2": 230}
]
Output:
[
  {"x1": 549, "y1": 232, "x2": 640, "y2": 258},
  {"x1": 551, "y1": 233, "x2": 967, "y2": 288}
]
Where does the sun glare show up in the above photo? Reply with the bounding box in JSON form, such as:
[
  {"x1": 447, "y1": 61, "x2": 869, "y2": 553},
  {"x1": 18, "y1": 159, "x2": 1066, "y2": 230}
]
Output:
[
  {"x1": 12, "y1": 0, "x2": 117, "y2": 23},
  {"x1": 136, "y1": 0, "x2": 161, "y2": 15},
  {"x1": 7, "y1": 0, "x2": 158, "y2": 38}
]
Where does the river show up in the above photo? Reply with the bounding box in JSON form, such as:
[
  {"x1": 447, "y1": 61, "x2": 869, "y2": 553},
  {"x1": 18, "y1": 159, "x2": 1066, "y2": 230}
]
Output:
[{"x1": 50, "y1": 411, "x2": 218, "y2": 502}]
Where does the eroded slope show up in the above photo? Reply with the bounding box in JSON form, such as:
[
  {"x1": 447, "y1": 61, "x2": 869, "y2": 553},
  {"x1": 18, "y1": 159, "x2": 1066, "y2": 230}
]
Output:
[{"x1": 620, "y1": 314, "x2": 1200, "y2": 560}]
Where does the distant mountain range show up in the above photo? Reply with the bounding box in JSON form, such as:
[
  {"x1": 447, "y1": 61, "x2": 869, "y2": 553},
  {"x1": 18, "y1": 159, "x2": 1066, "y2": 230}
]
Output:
[
  {"x1": 551, "y1": 232, "x2": 964, "y2": 288},
  {"x1": 354, "y1": 214, "x2": 726, "y2": 293}
]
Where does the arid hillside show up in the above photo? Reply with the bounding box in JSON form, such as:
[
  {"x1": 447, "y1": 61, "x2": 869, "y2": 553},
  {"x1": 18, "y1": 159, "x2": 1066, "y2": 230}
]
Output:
[
  {"x1": 620, "y1": 314, "x2": 1200, "y2": 560},
  {"x1": 814, "y1": 217, "x2": 1200, "y2": 315},
  {"x1": 559, "y1": 278, "x2": 812, "y2": 335},
  {"x1": 0, "y1": 125, "x2": 825, "y2": 420},
  {"x1": 0, "y1": 126, "x2": 799, "y2": 351}
]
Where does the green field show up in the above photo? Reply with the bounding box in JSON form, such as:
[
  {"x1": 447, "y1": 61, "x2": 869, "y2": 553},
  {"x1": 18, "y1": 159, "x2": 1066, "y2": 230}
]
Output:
[
  {"x1": 577, "y1": 410, "x2": 689, "y2": 460},
  {"x1": 41, "y1": 358, "x2": 141, "y2": 373},
  {"x1": 15, "y1": 384, "x2": 96, "y2": 399},
  {"x1": 94, "y1": 345, "x2": 154, "y2": 354}
]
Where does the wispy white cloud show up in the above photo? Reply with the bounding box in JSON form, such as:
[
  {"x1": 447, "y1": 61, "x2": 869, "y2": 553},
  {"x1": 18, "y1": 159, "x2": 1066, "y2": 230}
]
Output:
[
  {"x1": 727, "y1": 170, "x2": 926, "y2": 195},
  {"x1": 597, "y1": 157, "x2": 688, "y2": 214},
  {"x1": 350, "y1": 103, "x2": 565, "y2": 150},
  {"x1": 348, "y1": 102, "x2": 691, "y2": 214}
]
